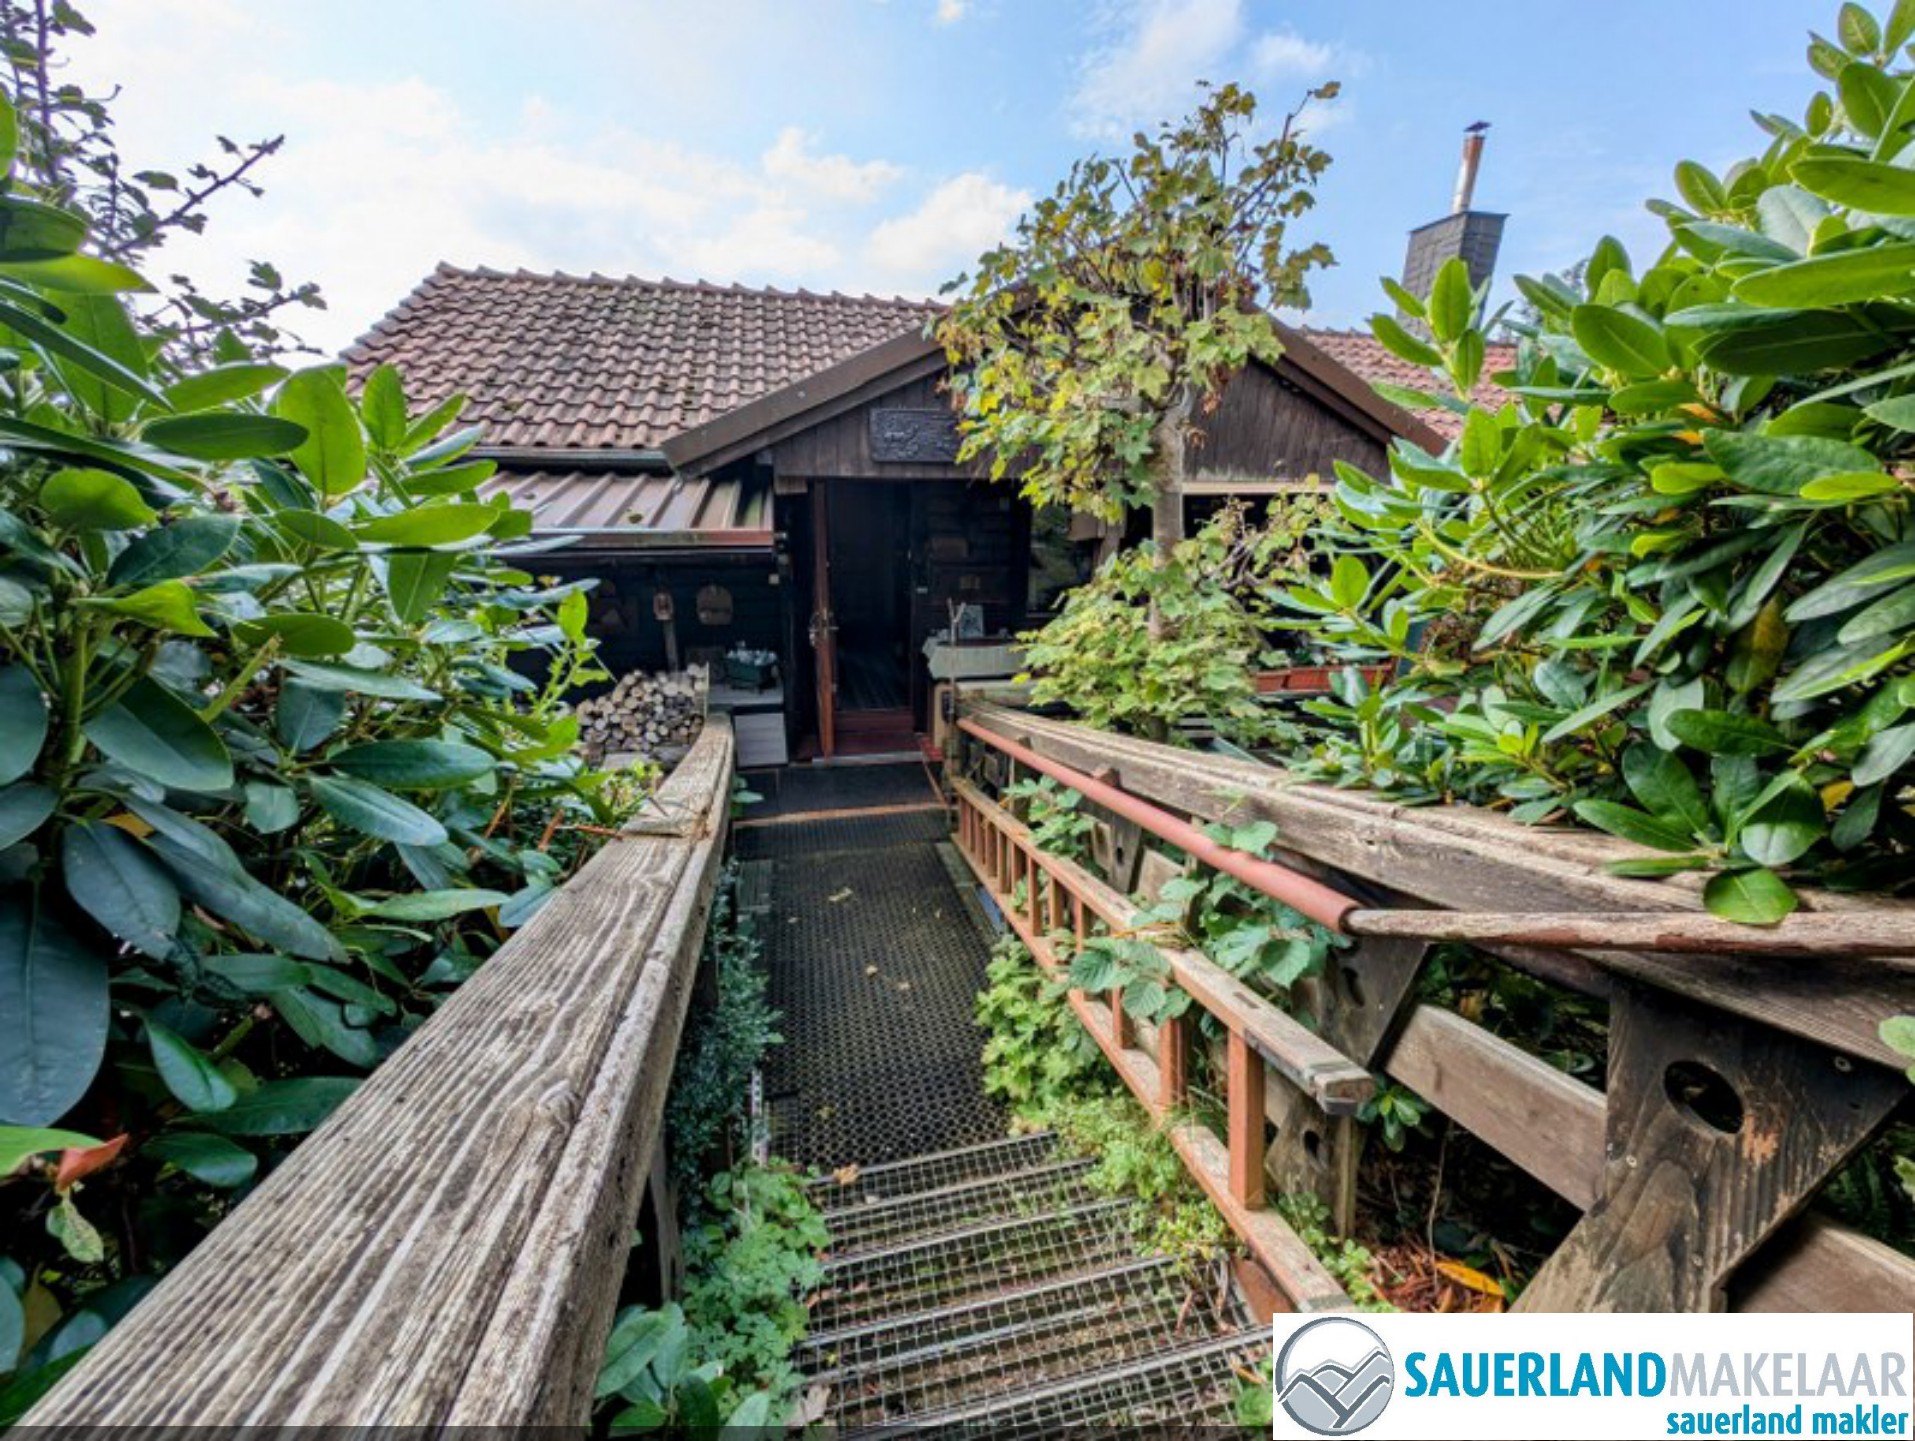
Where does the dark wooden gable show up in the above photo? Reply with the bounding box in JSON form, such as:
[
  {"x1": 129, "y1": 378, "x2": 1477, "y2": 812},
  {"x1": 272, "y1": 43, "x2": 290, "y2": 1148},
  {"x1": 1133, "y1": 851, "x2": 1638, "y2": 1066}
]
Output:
[
  {"x1": 769, "y1": 372, "x2": 968, "y2": 481},
  {"x1": 767, "y1": 361, "x2": 1387, "y2": 485},
  {"x1": 1190, "y1": 364, "x2": 1388, "y2": 483}
]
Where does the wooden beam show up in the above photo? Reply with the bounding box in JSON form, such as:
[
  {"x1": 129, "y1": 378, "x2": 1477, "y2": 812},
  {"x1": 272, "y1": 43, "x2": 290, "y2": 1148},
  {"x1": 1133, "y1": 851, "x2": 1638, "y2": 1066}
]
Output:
[
  {"x1": 964, "y1": 705, "x2": 1915, "y2": 1068},
  {"x1": 1228, "y1": 1031, "x2": 1267, "y2": 1210},
  {"x1": 1351, "y1": 908, "x2": 1915, "y2": 960},
  {"x1": 22, "y1": 722, "x2": 738, "y2": 1428}
]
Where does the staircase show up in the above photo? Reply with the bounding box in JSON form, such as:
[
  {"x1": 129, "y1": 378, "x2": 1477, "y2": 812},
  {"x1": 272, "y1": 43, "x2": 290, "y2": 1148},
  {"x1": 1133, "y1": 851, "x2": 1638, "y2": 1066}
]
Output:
[{"x1": 798, "y1": 1132, "x2": 1267, "y2": 1435}]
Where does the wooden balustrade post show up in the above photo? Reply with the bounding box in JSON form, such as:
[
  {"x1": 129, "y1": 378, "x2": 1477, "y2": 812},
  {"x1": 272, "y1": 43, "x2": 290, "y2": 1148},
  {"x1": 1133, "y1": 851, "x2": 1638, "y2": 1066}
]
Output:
[
  {"x1": 1158, "y1": 1013, "x2": 1188, "y2": 1115},
  {"x1": 1228, "y1": 1029, "x2": 1267, "y2": 1210}
]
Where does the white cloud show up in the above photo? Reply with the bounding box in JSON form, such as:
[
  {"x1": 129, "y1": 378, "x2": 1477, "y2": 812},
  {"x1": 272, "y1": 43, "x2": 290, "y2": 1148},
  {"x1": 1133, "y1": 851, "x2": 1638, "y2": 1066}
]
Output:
[
  {"x1": 935, "y1": 0, "x2": 968, "y2": 23},
  {"x1": 762, "y1": 127, "x2": 904, "y2": 203},
  {"x1": 1069, "y1": 0, "x2": 1357, "y2": 139},
  {"x1": 60, "y1": 0, "x2": 963, "y2": 349},
  {"x1": 866, "y1": 172, "x2": 1030, "y2": 292}
]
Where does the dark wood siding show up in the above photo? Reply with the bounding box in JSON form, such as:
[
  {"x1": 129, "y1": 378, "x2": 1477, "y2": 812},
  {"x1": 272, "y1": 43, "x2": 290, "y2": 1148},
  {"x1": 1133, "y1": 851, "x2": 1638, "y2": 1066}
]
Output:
[
  {"x1": 1191, "y1": 366, "x2": 1388, "y2": 483},
  {"x1": 771, "y1": 375, "x2": 980, "y2": 481}
]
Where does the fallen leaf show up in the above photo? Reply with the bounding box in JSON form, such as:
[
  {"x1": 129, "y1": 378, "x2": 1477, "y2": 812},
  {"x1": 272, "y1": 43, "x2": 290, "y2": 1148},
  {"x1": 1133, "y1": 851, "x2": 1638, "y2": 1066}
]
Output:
[
  {"x1": 56, "y1": 1134, "x2": 128, "y2": 1192},
  {"x1": 865, "y1": 965, "x2": 879, "y2": 976},
  {"x1": 833, "y1": 1164, "x2": 861, "y2": 1186},
  {"x1": 828, "y1": 888, "x2": 854, "y2": 903},
  {"x1": 1436, "y1": 1259, "x2": 1506, "y2": 1298}
]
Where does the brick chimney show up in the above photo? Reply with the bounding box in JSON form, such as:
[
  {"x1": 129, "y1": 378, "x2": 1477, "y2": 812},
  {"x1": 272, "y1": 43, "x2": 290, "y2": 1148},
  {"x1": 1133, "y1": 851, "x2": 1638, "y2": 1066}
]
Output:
[{"x1": 1401, "y1": 122, "x2": 1505, "y2": 302}]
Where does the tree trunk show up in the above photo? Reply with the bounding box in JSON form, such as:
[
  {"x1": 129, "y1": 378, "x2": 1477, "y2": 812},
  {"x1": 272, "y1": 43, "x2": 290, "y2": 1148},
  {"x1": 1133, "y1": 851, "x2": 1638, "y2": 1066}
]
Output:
[{"x1": 1146, "y1": 388, "x2": 1193, "y2": 643}]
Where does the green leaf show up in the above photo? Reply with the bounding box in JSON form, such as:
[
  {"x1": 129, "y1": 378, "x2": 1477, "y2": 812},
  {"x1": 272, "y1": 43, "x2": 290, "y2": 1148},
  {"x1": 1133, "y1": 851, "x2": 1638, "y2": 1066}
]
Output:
[
  {"x1": 0, "y1": 784, "x2": 54, "y2": 848},
  {"x1": 1328, "y1": 555, "x2": 1369, "y2": 610},
  {"x1": 0, "y1": 667, "x2": 48, "y2": 786},
  {"x1": 202, "y1": 953, "x2": 309, "y2": 995},
  {"x1": 1739, "y1": 773, "x2": 1826, "y2": 867},
  {"x1": 61, "y1": 823, "x2": 178, "y2": 960},
  {"x1": 0, "y1": 1124, "x2": 99, "y2": 1176},
  {"x1": 30, "y1": 292, "x2": 168, "y2": 421},
  {"x1": 281, "y1": 660, "x2": 441, "y2": 703},
  {"x1": 360, "y1": 887, "x2": 507, "y2": 922},
  {"x1": 105, "y1": 515, "x2": 238, "y2": 587},
  {"x1": 1787, "y1": 540, "x2": 1915, "y2": 620},
  {"x1": 275, "y1": 680, "x2": 347, "y2": 753},
  {"x1": 147, "y1": 836, "x2": 341, "y2": 961},
  {"x1": 83, "y1": 678, "x2": 233, "y2": 789},
  {"x1": 1856, "y1": 722, "x2": 1915, "y2": 787},
  {"x1": 1540, "y1": 680, "x2": 1651, "y2": 744},
  {"x1": 1368, "y1": 313, "x2": 1440, "y2": 367},
  {"x1": 1680, "y1": 305, "x2": 1908, "y2": 374},
  {"x1": 1426, "y1": 258, "x2": 1474, "y2": 343},
  {"x1": 83, "y1": 579, "x2": 215, "y2": 636},
  {"x1": 1800, "y1": 470, "x2": 1900, "y2": 501},
  {"x1": 0, "y1": 195, "x2": 83, "y2": 260},
  {"x1": 1665, "y1": 708, "x2": 1792, "y2": 756},
  {"x1": 39, "y1": 467, "x2": 155, "y2": 531},
  {"x1": 145, "y1": 1020, "x2": 237, "y2": 1113},
  {"x1": 142, "y1": 413, "x2": 307, "y2": 462},
  {"x1": 329, "y1": 739, "x2": 495, "y2": 790},
  {"x1": 271, "y1": 987, "x2": 380, "y2": 1068},
  {"x1": 186, "y1": 1077, "x2": 358, "y2": 1135},
  {"x1": 0, "y1": 893, "x2": 108, "y2": 1126},
  {"x1": 1571, "y1": 305, "x2": 1670, "y2": 377},
  {"x1": 275, "y1": 369, "x2": 367, "y2": 499},
  {"x1": 1570, "y1": 800, "x2": 1694, "y2": 852},
  {"x1": 243, "y1": 781, "x2": 300, "y2": 834},
  {"x1": 384, "y1": 551, "x2": 459, "y2": 623},
  {"x1": 597, "y1": 1307, "x2": 675, "y2": 1399},
  {"x1": 362, "y1": 363, "x2": 408, "y2": 450},
  {"x1": 46, "y1": 1192, "x2": 103, "y2": 1263},
  {"x1": 0, "y1": 86, "x2": 16, "y2": 176},
  {"x1": 1836, "y1": 579, "x2": 1915, "y2": 644},
  {"x1": 1703, "y1": 867, "x2": 1798, "y2": 925},
  {"x1": 1726, "y1": 599, "x2": 1790, "y2": 695},
  {"x1": 1620, "y1": 745, "x2": 1711, "y2": 835},
  {"x1": 143, "y1": 1131, "x2": 256, "y2": 1188},
  {"x1": 1701, "y1": 430, "x2": 1879, "y2": 495},
  {"x1": 351, "y1": 504, "x2": 499, "y2": 547},
  {"x1": 1772, "y1": 634, "x2": 1909, "y2": 701},
  {"x1": 163, "y1": 362, "x2": 287, "y2": 412},
  {"x1": 1732, "y1": 242, "x2": 1915, "y2": 308},
  {"x1": 309, "y1": 774, "x2": 448, "y2": 846},
  {"x1": 1604, "y1": 854, "x2": 1713, "y2": 878},
  {"x1": 232, "y1": 612, "x2": 356, "y2": 658},
  {"x1": 273, "y1": 510, "x2": 357, "y2": 551},
  {"x1": 1793, "y1": 151, "x2": 1915, "y2": 213}
]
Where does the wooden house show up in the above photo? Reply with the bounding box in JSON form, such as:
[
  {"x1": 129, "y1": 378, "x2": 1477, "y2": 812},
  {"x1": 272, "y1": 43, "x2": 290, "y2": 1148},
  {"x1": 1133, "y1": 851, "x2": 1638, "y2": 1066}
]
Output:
[{"x1": 346, "y1": 257, "x2": 1473, "y2": 765}]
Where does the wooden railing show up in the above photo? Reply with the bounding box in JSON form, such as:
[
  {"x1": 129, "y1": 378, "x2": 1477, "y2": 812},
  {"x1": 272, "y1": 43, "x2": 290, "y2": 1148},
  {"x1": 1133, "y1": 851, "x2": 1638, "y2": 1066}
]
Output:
[
  {"x1": 22, "y1": 718, "x2": 736, "y2": 1428},
  {"x1": 954, "y1": 702, "x2": 1915, "y2": 1315}
]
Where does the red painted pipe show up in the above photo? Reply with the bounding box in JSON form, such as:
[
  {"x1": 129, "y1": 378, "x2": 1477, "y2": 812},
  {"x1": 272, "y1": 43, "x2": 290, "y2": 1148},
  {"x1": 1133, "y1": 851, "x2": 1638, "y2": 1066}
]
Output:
[{"x1": 958, "y1": 717, "x2": 1358, "y2": 933}]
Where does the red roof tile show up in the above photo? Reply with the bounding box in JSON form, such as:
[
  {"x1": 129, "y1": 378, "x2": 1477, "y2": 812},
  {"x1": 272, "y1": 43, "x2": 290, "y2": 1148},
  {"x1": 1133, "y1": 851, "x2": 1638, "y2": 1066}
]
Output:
[
  {"x1": 345, "y1": 264, "x2": 942, "y2": 452},
  {"x1": 1299, "y1": 327, "x2": 1516, "y2": 443}
]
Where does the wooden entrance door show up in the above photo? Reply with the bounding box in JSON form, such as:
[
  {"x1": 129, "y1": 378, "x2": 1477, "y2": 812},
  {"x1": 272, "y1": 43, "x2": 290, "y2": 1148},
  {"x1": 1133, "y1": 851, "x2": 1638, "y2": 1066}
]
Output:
[{"x1": 807, "y1": 480, "x2": 837, "y2": 757}]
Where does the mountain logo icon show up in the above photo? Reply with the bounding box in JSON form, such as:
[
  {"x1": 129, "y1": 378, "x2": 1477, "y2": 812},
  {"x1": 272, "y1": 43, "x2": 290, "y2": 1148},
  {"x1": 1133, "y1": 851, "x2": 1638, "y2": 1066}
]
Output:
[{"x1": 1275, "y1": 1316, "x2": 1395, "y2": 1436}]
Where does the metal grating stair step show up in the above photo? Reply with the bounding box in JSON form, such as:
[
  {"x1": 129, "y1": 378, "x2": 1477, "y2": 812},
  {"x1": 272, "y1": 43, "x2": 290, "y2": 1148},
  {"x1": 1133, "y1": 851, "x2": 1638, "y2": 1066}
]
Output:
[
  {"x1": 822, "y1": 1157, "x2": 1100, "y2": 1257},
  {"x1": 808, "y1": 1198, "x2": 1136, "y2": 1333},
  {"x1": 806, "y1": 1130, "x2": 1060, "y2": 1209},
  {"x1": 849, "y1": 1330, "x2": 1268, "y2": 1439},
  {"x1": 798, "y1": 1256, "x2": 1250, "y2": 1433}
]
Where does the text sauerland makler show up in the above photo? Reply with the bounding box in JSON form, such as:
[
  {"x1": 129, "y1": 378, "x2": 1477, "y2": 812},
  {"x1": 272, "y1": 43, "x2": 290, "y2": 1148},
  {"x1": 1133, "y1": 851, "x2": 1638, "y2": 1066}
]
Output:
[{"x1": 1401, "y1": 1349, "x2": 1910, "y2": 1436}]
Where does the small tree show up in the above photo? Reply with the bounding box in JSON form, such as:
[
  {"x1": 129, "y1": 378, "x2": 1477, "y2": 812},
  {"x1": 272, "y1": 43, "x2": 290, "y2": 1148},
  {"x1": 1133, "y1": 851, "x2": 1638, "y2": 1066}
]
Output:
[{"x1": 937, "y1": 82, "x2": 1337, "y2": 637}]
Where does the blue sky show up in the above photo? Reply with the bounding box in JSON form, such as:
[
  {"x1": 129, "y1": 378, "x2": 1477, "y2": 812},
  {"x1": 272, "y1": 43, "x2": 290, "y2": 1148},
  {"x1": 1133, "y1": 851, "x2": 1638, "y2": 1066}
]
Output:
[{"x1": 82, "y1": 1, "x2": 1824, "y2": 353}]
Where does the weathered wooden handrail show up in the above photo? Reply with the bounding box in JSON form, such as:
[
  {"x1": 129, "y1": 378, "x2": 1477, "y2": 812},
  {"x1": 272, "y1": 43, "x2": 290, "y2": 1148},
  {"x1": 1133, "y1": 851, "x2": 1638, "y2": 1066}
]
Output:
[
  {"x1": 954, "y1": 776, "x2": 1361, "y2": 1312},
  {"x1": 955, "y1": 701, "x2": 1915, "y2": 1315},
  {"x1": 23, "y1": 718, "x2": 737, "y2": 1427}
]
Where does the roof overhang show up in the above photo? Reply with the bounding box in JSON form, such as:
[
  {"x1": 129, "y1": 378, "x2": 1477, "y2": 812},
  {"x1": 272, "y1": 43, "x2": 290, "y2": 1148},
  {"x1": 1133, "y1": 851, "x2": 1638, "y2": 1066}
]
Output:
[
  {"x1": 660, "y1": 313, "x2": 1446, "y2": 477},
  {"x1": 481, "y1": 468, "x2": 774, "y2": 556}
]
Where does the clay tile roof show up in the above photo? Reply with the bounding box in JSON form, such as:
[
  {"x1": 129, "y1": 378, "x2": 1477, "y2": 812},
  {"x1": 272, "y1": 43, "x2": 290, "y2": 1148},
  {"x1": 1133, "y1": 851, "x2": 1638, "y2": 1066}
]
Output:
[
  {"x1": 1299, "y1": 327, "x2": 1517, "y2": 444},
  {"x1": 344, "y1": 264, "x2": 943, "y2": 452}
]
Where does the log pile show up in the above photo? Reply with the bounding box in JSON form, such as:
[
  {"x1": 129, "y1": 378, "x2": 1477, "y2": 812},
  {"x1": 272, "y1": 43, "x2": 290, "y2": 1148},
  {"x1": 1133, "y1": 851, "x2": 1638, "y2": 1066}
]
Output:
[{"x1": 576, "y1": 666, "x2": 709, "y2": 763}]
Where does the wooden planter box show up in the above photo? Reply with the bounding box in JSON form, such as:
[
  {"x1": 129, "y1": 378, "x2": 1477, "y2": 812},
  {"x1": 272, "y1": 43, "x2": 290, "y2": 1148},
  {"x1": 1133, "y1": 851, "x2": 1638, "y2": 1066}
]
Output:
[{"x1": 1254, "y1": 663, "x2": 1391, "y2": 695}]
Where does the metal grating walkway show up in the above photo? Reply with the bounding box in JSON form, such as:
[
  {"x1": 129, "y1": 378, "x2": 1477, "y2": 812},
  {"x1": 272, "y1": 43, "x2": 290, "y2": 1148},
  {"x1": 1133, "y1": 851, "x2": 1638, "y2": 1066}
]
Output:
[{"x1": 738, "y1": 770, "x2": 1003, "y2": 1169}]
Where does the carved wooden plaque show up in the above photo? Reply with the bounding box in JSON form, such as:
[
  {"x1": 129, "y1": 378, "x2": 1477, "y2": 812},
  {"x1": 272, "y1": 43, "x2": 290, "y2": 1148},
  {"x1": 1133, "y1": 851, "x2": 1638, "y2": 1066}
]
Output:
[{"x1": 870, "y1": 407, "x2": 960, "y2": 464}]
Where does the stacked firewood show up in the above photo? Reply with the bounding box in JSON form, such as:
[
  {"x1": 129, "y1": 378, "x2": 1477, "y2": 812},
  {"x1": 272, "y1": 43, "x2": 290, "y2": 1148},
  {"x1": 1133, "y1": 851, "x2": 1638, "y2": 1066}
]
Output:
[{"x1": 576, "y1": 666, "x2": 709, "y2": 763}]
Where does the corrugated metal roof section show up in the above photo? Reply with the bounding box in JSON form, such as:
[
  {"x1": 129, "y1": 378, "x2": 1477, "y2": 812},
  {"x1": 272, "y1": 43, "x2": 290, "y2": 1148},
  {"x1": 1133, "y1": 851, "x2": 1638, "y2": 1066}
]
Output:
[{"x1": 482, "y1": 469, "x2": 774, "y2": 551}]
